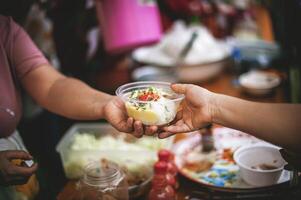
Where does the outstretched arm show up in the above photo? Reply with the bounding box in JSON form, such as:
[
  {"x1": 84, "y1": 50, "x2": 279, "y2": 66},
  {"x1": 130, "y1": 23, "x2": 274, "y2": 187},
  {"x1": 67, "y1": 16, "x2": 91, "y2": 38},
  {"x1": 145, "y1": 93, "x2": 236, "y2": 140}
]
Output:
[
  {"x1": 162, "y1": 84, "x2": 301, "y2": 153},
  {"x1": 213, "y1": 94, "x2": 301, "y2": 153},
  {"x1": 21, "y1": 65, "x2": 138, "y2": 134},
  {"x1": 22, "y1": 65, "x2": 110, "y2": 120},
  {"x1": 22, "y1": 66, "x2": 109, "y2": 120}
]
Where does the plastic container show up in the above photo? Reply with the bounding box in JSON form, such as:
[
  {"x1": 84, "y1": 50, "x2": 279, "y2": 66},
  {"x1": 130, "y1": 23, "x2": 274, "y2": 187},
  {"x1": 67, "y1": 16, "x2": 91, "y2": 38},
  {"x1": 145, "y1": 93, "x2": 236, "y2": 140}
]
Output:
[
  {"x1": 233, "y1": 144, "x2": 286, "y2": 187},
  {"x1": 56, "y1": 123, "x2": 174, "y2": 198},
  {"x1": 96, "y1": 0, "x2": 162, "y2": 54},
  {"x1": 56, "y1": 123, "x2": 174, "y2": 178},
  {"x1": 116, "y1": 81, "x2": 184, "y2": 126},
  {"x1": 77, "y1": 160, "x2": 129, "y2": 200}
]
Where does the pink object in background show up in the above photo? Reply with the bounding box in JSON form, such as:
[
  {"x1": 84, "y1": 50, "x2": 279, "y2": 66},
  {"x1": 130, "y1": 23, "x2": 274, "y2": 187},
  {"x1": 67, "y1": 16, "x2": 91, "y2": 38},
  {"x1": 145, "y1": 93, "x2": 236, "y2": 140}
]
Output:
[{"x1": 96, "y1": 0, "x2": 162, "y2": 54}]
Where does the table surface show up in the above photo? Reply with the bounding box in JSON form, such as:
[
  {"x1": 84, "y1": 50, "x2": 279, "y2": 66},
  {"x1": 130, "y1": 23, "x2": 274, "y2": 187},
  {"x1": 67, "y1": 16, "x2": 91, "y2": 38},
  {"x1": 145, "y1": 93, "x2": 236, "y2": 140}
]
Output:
[{"x1": 57, "y1": 72, "x2": 291, "y2": 200}]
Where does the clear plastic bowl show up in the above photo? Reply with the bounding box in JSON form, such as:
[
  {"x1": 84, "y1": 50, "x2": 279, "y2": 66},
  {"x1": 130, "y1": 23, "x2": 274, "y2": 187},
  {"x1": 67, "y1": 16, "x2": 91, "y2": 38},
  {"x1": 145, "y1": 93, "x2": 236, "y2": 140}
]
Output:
[{"x1": 116, "y1": 81, "x2": 184, "y2": 126}]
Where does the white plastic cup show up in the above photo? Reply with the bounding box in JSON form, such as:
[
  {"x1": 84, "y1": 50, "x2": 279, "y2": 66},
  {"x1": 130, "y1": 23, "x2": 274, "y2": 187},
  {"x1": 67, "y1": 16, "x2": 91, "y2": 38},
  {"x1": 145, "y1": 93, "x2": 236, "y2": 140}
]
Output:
[{"x1": 233, "y1": 144, "x2": 286, "y2": 187}]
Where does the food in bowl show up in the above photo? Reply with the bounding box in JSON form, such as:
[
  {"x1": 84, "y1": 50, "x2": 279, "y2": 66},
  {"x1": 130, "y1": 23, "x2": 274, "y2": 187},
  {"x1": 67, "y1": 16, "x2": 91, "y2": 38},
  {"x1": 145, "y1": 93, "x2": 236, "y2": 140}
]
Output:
[
  {"x1": 251, "y1": 163, "x2": 278, "y2": 170},
  {"x1": 56, "y1": 123, "x2": 174, "y2": 199},
  {"x1": 64, "y1": 132, "x2": 170, "y2": 181},
  {"x1": 116, "y1": 81, "x2": 184, "y2": 125},
  {"x1": 239, "y1": 70, "x2": 281, "y2": 96},
  {"x1": 233, "y1": 144, "x2": 286, "y2": 187}
]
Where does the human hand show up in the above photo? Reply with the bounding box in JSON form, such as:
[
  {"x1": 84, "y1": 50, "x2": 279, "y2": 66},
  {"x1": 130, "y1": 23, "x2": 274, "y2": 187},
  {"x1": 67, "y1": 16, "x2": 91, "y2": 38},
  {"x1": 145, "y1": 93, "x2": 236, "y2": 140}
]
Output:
[
  {"x1": 159, "y1": 84, "x2": 215, "y2": 138},
  {"x1": 0, "y1": 150, "x2": 38, "y2": 186},
  {"x1": 104, "y1": 96, "x2": 158, "y2": 138}
]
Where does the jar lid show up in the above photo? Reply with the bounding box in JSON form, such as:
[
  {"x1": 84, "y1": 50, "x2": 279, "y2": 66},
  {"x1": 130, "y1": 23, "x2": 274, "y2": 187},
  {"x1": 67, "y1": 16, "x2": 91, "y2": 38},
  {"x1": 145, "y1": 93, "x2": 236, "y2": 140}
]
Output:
[{"x1": 82, "y1": 160, "x2": 124, "y2": 191}]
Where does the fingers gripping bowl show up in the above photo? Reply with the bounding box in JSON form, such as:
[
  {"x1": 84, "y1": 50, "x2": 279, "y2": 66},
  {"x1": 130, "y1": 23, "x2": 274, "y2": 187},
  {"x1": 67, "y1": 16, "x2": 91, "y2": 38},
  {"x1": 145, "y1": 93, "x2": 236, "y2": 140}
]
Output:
[{"x1": 116, "y1": 81, "x2": 184, "y2": 126}]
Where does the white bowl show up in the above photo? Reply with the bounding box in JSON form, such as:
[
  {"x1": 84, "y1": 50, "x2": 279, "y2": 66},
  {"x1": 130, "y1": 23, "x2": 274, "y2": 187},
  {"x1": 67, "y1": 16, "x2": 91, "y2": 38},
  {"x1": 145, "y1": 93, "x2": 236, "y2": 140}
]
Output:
[
  {"x1": 233, "y1": 144, "x2": 286, "y2": 187},
  {"x1": 238, "y1": 70, "x2": 281, "y2": 96},
  {"x1": 132, "y1": 66, "x2": 178, "y2": 83},
  {"x1": 116, "y1": 81, "x2": 184, "y2": 126},
  {"x1": 177, "y1": 59, "x2": 227, "y2": 83}
]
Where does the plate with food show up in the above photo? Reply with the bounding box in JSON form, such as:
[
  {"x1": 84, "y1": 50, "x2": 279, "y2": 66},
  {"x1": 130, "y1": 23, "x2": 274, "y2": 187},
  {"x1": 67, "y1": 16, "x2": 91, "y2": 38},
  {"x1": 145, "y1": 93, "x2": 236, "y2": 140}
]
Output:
[
  {"x1": 116, "y1": 81, "x2": 184, "y2": 126},
  {"x1": 172, "y1": 127, "x2": 290, "y2": 192}
]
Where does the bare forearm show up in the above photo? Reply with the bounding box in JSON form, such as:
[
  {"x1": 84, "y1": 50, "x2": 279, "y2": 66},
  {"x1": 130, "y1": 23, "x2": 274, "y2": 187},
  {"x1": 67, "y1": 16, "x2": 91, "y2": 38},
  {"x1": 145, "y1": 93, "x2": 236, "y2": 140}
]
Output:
[
  {"x1": 212, "y1": 94, "x2": 301, "y2": 152},
  {"x1": 22, "y1": 66, "x2": 114, "y2": 120},
  {"x1": 22, "y1": 65, "x2": 142, "y2": 135},
  {"x1": 44, "y1": 77, "x2": 112, "y2": 120}
]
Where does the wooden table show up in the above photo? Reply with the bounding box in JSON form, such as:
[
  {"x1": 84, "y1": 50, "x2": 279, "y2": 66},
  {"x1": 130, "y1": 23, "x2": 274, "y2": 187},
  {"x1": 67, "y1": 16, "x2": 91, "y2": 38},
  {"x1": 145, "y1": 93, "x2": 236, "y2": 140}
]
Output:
[
  {"x1": 57, "y1": 72, "x2": 291, "y2": 200},
  {"x1": 197, "y1": 72, "x2": 287, "y2": 103}
]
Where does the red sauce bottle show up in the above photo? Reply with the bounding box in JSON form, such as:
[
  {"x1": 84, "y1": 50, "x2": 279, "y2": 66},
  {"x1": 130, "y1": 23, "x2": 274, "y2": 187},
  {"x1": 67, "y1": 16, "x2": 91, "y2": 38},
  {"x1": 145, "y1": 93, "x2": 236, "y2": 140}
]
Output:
[
  {"x1": 158, "y1": 150, "x2": 179, "y2": 189},
  {"x1": 148, "y1": 161, "x2": 176, "y2": 200}
]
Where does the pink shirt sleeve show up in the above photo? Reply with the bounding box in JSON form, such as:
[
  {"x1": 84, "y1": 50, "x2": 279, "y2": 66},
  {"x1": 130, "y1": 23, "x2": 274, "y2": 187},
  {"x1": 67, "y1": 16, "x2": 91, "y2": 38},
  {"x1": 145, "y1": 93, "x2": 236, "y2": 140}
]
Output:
[{"x1": 5, "y1": 17, "x2": 49, "y2": 79}]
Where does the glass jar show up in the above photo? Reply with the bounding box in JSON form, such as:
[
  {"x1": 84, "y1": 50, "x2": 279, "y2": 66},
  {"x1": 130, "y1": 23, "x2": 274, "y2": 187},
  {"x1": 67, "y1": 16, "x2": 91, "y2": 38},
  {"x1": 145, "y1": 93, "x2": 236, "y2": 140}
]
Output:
[{"x1": 77, "y1": 160, "x2": 129, "y2": 200}]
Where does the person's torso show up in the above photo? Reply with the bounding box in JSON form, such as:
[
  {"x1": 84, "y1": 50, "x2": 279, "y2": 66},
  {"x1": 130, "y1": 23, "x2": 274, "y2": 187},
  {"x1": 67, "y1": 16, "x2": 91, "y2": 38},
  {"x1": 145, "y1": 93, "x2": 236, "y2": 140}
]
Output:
[{"x1": 0, "y1": 16, "x2": 22, "y2": 138}]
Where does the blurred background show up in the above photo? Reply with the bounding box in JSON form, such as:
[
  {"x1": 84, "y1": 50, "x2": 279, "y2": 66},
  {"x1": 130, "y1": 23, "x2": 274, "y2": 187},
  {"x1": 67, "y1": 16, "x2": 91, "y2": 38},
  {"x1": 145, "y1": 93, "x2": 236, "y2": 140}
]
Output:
[{"x1": 1, "y1": 0, "x2": 301, "y2": 199}]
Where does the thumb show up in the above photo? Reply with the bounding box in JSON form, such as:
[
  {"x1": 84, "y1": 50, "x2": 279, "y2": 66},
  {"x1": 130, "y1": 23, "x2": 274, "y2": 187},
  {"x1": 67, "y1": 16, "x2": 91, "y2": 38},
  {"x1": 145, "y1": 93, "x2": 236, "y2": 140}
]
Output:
[{"x1": 171, "y1": 84, "x2": 189, "y2": 94}]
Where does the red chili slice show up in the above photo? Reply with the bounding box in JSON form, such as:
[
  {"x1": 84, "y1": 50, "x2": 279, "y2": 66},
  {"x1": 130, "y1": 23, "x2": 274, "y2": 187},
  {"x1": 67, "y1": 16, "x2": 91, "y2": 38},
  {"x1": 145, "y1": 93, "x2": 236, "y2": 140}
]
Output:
[
  {"x1": 138, "y1": 92, "x2": 160, "y2": 101},
  {"x1": 138, "y1": 94, "x2": 149, "y2": 101}
]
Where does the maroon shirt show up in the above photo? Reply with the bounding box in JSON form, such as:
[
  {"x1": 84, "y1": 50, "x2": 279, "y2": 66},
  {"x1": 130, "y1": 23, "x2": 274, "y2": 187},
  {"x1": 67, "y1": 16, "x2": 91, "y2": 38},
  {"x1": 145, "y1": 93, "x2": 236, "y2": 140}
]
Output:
[{"x1": 0, "y1": 16, "x2": 49, "y2": 138}]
